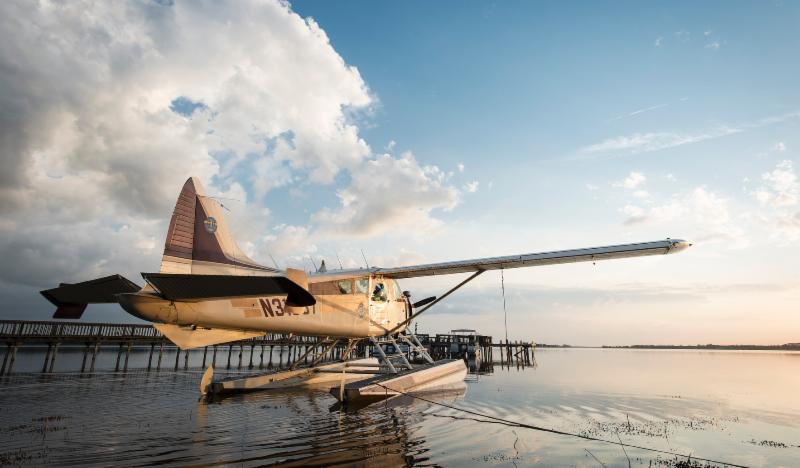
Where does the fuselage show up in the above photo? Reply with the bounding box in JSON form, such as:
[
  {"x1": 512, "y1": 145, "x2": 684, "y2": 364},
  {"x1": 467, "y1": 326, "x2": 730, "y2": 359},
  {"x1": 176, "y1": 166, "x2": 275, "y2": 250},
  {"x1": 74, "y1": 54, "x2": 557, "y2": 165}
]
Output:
[{"x1": 119, "y1": 272, "x2": 409, "y2": 338}]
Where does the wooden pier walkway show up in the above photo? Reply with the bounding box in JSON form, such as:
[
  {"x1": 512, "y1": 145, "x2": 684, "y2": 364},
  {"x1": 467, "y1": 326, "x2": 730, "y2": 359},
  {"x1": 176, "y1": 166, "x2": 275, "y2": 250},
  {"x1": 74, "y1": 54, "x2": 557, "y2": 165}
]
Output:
[{"x1": 0, "y1": 320, "x2": 535, "y2": 375}]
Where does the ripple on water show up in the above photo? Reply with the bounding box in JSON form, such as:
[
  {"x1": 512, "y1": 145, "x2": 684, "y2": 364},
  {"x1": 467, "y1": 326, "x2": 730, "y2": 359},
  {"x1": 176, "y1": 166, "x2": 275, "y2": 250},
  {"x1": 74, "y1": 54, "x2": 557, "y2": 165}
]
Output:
[{"x1": 2, "y1": 350, "x2": 800, "y2": 466}]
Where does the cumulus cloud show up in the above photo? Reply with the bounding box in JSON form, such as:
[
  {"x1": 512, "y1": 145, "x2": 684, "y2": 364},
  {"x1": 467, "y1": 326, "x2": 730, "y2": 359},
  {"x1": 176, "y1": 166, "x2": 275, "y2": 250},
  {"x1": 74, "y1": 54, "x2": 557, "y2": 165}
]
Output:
[
  {"x1": 312, "y1": 152, "x2": 460, "y2": 237},
  {"x1": 752, "y1": 160, "x2": 799, "y2": 241},
  {"x1": 0, "y1": 0, "x2": 434, "y2": 310},
  {"x1": 464, "y1": 181, "x2": 479, "y2": 193},
  {"x1": 620, "y1": 187, "x2": 746, "y2": 246},
  {"x1": 614, "y1": 171, "x2": 647, "y2": 189}
]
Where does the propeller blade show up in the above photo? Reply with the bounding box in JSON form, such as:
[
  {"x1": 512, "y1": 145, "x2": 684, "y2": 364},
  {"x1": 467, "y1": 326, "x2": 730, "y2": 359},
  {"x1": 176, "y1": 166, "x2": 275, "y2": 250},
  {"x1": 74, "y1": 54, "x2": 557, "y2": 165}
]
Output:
[{"x1": 412, "y1": 296, "x2": 436, "y2": 308}]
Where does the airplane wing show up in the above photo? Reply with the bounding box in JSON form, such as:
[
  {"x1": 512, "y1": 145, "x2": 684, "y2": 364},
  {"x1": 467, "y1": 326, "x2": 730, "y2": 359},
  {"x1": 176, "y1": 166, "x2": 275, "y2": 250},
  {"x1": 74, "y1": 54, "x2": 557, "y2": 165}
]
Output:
[{"x1": 373, "y1": 239, "x2": 690, "y2": 279}]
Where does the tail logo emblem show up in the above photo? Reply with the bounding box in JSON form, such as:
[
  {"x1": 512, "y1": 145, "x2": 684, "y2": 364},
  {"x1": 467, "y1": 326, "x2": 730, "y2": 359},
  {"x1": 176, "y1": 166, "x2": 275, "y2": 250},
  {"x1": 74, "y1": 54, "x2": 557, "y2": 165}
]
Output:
[{"x1": 203, "y1": 217, "x2": 217, "y2": 234}]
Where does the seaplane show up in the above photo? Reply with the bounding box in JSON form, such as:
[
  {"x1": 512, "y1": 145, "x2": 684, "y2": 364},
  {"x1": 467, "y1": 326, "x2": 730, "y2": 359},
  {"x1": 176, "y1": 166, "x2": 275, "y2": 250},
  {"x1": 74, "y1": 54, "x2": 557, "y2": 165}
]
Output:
[{"x1": 40, "y1": 177, "x2": 691, "y2": 403}]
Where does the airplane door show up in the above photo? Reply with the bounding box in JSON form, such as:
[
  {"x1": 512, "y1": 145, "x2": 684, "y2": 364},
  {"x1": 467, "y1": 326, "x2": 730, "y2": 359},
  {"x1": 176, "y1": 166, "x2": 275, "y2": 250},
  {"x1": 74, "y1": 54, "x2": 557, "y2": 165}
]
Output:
[{"x1": 369, "y1": 277, "x2": 390, "y2": 330}]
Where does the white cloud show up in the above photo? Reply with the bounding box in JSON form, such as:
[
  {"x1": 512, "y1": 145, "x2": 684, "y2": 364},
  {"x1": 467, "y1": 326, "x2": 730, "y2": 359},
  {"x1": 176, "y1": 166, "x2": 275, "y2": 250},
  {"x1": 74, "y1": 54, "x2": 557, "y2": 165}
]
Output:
[
  {"x1": 705, "y1": 41, "x2": 721, "y2": 51},
  {"x1": 0, "y1": 0, "x2": 375, "y2": 290},
  {"x1": 386, "y1": 140, "x2": 396, "y2": 151},
  {"x1": 620, "y1": 187, "x2": 746, "y2": 247},
  {"x1": 464, "y1": 181, "x2": 479, "y2": 193},
  {"x1": 614, "y1": 171, "x2": 647, "y2": 189},
  {"x1": 583, "y1": 128, "x2": 740, "y2": 155},
  {"x1": 773, "y1": 142, "x2": 786, "y2": 152},
  {"x1": 633, "y1": 190, "x2": 651, "y2": 199},
  {"x1": 761, "y1": 160, "x2": 798, "y2": 207},
  {"x1": 311, "y1": 152, "x2": 460, "y2": 237},
  {"x1": 580, "y1": 112, "x2": 800, "y2": 158},
  {"x1": 457, "y1": 163, "x2": 465, "y2": 172},
  {"x1": 752, "y1": 160, "x2": 799, "y2": 241},
  {"x1": 654, "y1": 36, "x2": 663, "y2": 47},
  {"x1": 665, "y1": 173, "x2": 677, "y2": 182}
]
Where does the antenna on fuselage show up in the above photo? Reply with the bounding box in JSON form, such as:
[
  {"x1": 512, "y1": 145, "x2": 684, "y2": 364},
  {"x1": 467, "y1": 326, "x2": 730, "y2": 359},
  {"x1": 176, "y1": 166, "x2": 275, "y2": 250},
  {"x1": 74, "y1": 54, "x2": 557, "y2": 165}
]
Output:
[
  {"x1": 268, "y1": 253, "x2": 280, "y2": 270},
  {"x1": 360, "y1": 249, "x2": 370, "y2": 269},
  {"x1": 308, "y1": 255, "x2": 319, "y2": 272}
]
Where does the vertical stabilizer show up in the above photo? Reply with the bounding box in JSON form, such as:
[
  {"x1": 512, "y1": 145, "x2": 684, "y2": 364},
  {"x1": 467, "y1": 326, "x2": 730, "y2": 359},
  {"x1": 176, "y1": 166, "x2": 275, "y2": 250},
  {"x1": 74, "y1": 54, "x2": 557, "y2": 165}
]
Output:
[{"x1": 160, "y1": 177, "x2": 277, "y2": 275}]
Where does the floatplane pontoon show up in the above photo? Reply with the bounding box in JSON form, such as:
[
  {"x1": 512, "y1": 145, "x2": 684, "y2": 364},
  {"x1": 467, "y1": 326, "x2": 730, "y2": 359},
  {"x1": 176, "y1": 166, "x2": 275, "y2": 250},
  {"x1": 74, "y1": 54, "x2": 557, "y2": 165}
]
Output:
[{"x1": 40, "y1": 177, "x2": 690, "y2": 404}]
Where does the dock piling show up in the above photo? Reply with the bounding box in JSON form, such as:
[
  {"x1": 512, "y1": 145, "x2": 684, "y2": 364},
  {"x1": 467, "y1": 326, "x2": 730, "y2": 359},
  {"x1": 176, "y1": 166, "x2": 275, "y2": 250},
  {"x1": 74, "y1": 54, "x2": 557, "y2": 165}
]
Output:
[
  {"x1": 90, "y1": 342, "x2": 99, "y2": 372},
  {"x1": 48, "y1": 342, "x2": 60, "y2": 373}
]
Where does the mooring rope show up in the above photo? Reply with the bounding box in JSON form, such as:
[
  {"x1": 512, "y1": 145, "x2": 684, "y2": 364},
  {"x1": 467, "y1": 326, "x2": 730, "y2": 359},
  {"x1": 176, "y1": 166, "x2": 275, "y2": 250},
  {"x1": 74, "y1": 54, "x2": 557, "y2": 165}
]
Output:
[{"x1": 373, "y1": 383, "x2": 747, "y2": 468}]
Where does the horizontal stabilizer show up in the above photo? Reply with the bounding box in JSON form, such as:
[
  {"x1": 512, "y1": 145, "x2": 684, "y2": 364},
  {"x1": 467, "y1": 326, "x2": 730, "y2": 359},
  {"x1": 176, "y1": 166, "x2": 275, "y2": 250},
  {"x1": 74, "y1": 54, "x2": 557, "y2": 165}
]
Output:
[
  {"x1": 141, "y1": 273, "x2": 316, "y2": 306},
  {"x1": 40, "y1": 274, "x2": 141, "y2": 319},
  {"x1": 154, "y1": 323, "x2": 265, "y2": 350}
]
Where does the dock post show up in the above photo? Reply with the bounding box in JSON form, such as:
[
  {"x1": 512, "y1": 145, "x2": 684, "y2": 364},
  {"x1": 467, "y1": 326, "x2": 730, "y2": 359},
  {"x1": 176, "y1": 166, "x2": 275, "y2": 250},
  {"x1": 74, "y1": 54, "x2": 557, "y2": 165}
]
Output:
[
  {"x1": 259, "y1": 345, "x2": 264, "y2": 369},
  {"x1": 90, "y1": 342, "x2": 100, "y2": 372},
  {"x1": 0, "y1": 345, "x2": 8, "y2": 376},
  {"x1": 123, "y1": 342, "x2": 132, "y2": 372},
  {"x1": 184, "y1": 348, "x2": 189, "y2": 370},
  {"x1": 268, "y1": 345, "x2": 274, "y2": 368},
  {"x1": 115, "y1": 343, "x2": 124, "y2": 372},
  {"x1": 248, "y1": 344, "x2": 255, "y2": 369},
  {"x1": 156, "y1": 341, "x2": 164, "y2": 370},
  {"x1": 1, "y1": 344, "x2": 16, "y2": 375},
  {"x1": 212, "y1": 346, "x2": 217, "y2": 367},
  {"x1": 4, "y1": 345, "x2": 17, "y2": 375},
  {"x1": 48, "y1": 342, "x2": 60, "y2": 373},
  {"x1": 227, "y1": 344, "x2": 233, "y2": 369},
  {"x1": 237, "y1": 344, "x2": 243, "y2": 369},
  {"x1": 42, "y1": 343, "x2": 53, "y2": 373},
  {"x1": 147, "y1": 343, "x2": 155, "y2": 371},
  {"x1": 202, "y1": 346, "x2": 208, "y2": 368},
  {"x1": 174, "y1": 347, "x2": 180, "y2": 371}
]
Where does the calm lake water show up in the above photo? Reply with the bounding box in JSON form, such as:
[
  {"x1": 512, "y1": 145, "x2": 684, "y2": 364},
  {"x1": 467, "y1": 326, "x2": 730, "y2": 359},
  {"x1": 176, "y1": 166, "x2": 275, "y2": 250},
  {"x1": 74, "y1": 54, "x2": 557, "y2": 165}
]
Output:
[{"x1": 0, "y1": 348, "x2": 797, "y2": 466}]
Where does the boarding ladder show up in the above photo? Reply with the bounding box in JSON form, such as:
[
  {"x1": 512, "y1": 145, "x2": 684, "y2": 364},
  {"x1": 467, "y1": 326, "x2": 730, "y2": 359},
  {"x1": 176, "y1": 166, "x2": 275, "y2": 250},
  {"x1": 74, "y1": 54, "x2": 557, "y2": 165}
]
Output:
[{"x1": 370, "y1": 328, "x2": 434, "y2": 374}]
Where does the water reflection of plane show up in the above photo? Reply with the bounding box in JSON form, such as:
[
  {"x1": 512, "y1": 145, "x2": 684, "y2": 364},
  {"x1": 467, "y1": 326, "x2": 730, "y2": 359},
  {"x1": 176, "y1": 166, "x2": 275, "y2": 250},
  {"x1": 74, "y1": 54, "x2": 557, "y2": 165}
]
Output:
[
  {"x1": 195, "y1": 384, "x2": 466, "y2": 467},
  {"x1": 330, "y1": 381, "x2": 468, "y2": 413}
]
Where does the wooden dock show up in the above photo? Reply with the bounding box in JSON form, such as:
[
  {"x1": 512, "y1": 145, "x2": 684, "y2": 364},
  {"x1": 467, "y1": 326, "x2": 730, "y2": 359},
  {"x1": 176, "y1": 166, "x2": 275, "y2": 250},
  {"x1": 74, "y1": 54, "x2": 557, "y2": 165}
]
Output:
[
  {"x1": 0, "y1": 320, "x2": 535, "y2": 375},
  {"x1": 0, "y1": 320, "x2": 342, "y2": 375}
]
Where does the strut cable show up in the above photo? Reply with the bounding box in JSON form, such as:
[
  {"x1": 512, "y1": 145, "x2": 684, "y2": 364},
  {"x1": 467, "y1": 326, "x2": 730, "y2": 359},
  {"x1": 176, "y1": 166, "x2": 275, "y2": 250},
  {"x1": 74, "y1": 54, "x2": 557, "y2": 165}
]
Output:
[
  {"x1": 501, "y1": 269, "x2": 508, "y2": 345},
  {"x1": 372, "y1": 383, "x2": 747, "y2": 468}
]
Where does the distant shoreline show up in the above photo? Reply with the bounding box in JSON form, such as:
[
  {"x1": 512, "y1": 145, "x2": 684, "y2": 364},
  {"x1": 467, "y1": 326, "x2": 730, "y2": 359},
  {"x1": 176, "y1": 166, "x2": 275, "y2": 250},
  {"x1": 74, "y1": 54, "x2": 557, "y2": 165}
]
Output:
[{"x1": 535, "y1": 343, "x2": 800, "y2": 351}]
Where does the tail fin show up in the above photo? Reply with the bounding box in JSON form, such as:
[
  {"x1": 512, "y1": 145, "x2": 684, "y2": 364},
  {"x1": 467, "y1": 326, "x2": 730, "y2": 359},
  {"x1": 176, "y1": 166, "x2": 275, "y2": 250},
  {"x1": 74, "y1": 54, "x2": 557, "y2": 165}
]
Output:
[{"x1": 160, "y1": 177, "x2": 276, "y2": 275}]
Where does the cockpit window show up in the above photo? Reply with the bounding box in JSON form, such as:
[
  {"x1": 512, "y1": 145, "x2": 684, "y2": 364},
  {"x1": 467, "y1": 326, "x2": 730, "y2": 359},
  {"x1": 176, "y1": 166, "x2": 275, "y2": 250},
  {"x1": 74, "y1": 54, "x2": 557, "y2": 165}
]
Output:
[
  {"x1": 337, "y1": 280, "x2": 353, "y2": 294},
  {"x1": 371, "y1": 283, "x2": 388, "y2": 302},
  {"x1": 355, "y1": 278, "x2": 369, "y2": 294},
  {"x1": 391, "y1": 280, "x2": 403, "y2": 299}
]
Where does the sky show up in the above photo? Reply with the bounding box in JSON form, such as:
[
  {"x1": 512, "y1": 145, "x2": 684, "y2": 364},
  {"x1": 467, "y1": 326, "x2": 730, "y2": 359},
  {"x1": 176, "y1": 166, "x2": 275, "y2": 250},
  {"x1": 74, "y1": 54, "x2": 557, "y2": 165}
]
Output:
[{"x1": 0, "y1": 0, "x2": 798, "y2": 346}]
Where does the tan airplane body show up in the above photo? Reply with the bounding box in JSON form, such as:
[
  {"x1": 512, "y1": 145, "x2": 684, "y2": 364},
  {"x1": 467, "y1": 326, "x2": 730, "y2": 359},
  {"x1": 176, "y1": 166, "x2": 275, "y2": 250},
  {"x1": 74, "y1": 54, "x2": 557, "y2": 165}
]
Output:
[{"x1": 41, "y1": 177, "x2": 691, "y2": 350}]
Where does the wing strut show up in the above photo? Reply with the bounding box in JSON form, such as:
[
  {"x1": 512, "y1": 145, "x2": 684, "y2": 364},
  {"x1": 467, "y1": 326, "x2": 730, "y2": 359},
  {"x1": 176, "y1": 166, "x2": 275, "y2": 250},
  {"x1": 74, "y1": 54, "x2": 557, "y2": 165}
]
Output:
[{"x1": 388, "y1": 270, "x2": 485, "y2": 334}]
